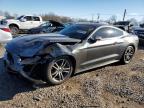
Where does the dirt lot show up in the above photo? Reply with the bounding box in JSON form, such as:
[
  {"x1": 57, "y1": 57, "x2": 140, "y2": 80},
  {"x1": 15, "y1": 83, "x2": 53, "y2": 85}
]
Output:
[{"x1": 0, "y1": 45, "x2": 144, "y2": 108}]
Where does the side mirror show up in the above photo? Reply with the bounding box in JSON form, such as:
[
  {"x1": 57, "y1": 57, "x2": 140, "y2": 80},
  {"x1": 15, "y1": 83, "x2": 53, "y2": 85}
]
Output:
[
  {"x1": 88, "y1": 36, "x2": 102, "y2": 43},
  {"x1": 95, "y1": 37, "x2": 102, "y2": 41},
  {"x1": 50, "y1": 24, "x2": 53, "y2": 27}
]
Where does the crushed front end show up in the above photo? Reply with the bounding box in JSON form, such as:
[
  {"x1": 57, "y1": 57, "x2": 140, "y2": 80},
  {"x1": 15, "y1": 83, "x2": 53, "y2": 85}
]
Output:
[
  {"x1": 3, "y1": 36, "x2": 52, "y2": 84},
  {"x1": 4, "y1": 34, "x2": 80, "y2": 84},
  {"x1": 4, "y1": 50, "x2": 48, "y2": 84}
]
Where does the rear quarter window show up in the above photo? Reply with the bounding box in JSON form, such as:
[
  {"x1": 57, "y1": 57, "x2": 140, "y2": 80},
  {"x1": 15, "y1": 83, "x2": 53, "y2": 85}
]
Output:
[
  {"x1": 33, "y1": 17, "x2": 40, "y2": 21},
  {"x1": 95, "y1": 27, "x2": 123, "y2": 38}
]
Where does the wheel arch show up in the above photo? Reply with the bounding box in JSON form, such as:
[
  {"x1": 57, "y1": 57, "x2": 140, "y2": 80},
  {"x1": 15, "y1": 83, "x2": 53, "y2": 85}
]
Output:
[
  {"x1": 9, "y1": 23, "x2": 19, "y2": 29},
  {"x1": 127, "y1": 44, "x2": 136, "y2": 52},
  {"x1": 120, "y1": 44, "x2": 136, "y2": 64},
  {"x1": 48, "y1": 54, "x2": 77, "y2": 75},
  {"x1": 42, "y1": 43, "x2": 77, "y2": 74},
  {"x1": 63, "y1": 55, "x2": 76, "y2": 75},
  {"x1": 121, "y1": 44, "x2": 136, "y2": 57}
]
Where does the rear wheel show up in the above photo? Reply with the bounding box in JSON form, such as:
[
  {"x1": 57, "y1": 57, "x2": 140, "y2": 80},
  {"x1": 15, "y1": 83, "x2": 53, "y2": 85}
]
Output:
[
  {"x1": 43, "y1": 56, "x2": 73, "y2": 85},
  {"x1": 120, "y1": 46, "x2": 135, "y2": 64}
]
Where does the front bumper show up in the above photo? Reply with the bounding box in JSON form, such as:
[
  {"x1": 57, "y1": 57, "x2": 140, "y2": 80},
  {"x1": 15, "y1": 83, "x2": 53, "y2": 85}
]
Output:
[{"x1": 4, "y1": 52, "x2": 46, "y2": 84}]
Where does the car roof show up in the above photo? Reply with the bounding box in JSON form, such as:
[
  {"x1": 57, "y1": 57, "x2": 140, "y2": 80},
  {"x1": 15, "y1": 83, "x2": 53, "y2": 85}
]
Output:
[{"x1": 75, "y1": 22, "x2": 107, "y2": 28}]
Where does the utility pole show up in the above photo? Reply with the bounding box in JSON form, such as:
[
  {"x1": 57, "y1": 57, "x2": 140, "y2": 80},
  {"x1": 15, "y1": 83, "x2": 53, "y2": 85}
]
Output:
[
  {"x1": 123, "y1": 9, "x2": 127, "y2": 21},
  {"x1": 97, "y1": 13, "x2": 100, "y2": 22}
]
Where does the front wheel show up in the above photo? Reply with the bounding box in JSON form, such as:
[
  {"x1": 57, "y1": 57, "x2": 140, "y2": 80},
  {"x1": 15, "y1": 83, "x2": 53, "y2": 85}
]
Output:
[
  {"x1": 120, "y1": 46, "x2": 135, "y2": 64},
  {"x1": 43, "y1": 56, "x2": 73, "y2": 85},
  {"x1": 9, "y1": 26, "x2": 19, "y2": 35}
]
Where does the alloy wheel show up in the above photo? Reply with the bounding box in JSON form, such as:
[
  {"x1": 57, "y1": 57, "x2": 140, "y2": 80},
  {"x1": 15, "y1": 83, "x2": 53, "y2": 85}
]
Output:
[
  {"x1": 50, "y1": 59, "x2": 72, "y2": 82},
  {"x1": 124, "y1": 46, "x2": 134, "y2": 63}
]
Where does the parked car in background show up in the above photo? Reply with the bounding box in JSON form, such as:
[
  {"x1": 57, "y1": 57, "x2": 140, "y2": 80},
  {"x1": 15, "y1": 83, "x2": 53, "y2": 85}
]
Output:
[
  {"x1": 113, "y1": 21, "x2": 134, "y2": 33},
  {"x1": 27, "y1": 20, "x2": 65, "y2": 34},
  {"x1": 4, "y1": 23, "x2": 138, "y2": 85},
  {"x1": 0, "y1": 15, "x2": 43, "y2": 35},
  {"x1": 64, "y1": 22, "x2": 75, "y2": 27},
  {"x1": 132, "y1": 26, "x2": 144, "y2": 44},
  {"x1": 140, "y1": 23, "x2": 144, "y2": 28},
  {"x1": 0, "y1": 25, "x2": 12, "y2": 44}
]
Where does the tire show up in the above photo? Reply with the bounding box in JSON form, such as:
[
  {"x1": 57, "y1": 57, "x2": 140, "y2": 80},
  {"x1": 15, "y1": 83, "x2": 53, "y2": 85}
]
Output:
[
  {"x1": 43, "y1": 56, "x2": 73, "y2": 85},
  {"x1": 120, "y1": 46, "x2": 135, "y2": 64},
  {"x1": 9, "y1": 26, "x2": 19, "y2": 35}
]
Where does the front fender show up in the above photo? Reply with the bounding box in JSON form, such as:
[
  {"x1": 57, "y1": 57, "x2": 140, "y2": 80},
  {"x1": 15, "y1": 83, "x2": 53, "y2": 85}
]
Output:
[
  {"x1": 7, "y1": 20, "x2": 20, "y2": 27},
  {"x1": 39, "y1": 43, "x2": 73, "y2": 58},
  {"x1": 20, "y1": 43, "x2": 76, "y2": 65}
]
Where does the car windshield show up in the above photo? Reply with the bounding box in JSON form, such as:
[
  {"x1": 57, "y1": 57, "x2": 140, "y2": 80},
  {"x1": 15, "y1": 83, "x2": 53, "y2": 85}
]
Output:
[
  {"x1": 59, "y1": 24, "x2": 96, "y2": 40},
  {"x1": 17, "y1": 15, "x2": 24, "y2": 20},
  {"x1": 114, "y1": 21, "x2": 130, "y2": 26}
]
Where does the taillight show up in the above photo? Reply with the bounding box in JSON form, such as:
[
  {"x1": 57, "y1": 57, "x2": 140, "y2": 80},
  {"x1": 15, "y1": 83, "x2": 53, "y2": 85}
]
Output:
[{"x1": 0, "y1": 28, "x2": 11, "y2": 32}]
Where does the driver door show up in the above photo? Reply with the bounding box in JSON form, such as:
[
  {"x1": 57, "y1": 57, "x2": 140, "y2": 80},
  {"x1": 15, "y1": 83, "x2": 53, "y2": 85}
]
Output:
[
  {"x1": 19, "y1": 16, "x2": 33, "y2": 29},
  {"x1": 80, "y1": 27, "x2": 123, "y2": 69}
]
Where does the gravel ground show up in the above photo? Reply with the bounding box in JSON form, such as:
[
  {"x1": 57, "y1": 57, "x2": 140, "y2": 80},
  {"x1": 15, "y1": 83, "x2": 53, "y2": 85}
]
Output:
[{"x1": 0, "y1": 45, "x2": 144, "y2": 108}]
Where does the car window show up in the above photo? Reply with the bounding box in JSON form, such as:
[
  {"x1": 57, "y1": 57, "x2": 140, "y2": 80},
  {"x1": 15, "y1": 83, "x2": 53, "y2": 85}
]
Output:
[
  {"x1": 33, "y1": 17, "x2": 40, "y2": 21},
  {"x1": 24, "y1": 16, "x2": 33, "y2": 21},
  {"x1": 94, "y1": 27, "x2": 123, "y2": 38}
]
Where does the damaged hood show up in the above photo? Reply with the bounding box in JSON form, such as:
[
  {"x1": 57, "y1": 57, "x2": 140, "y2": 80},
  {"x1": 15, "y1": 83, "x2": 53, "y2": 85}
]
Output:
[{"x1": 6, "y1": 33, "x2": 81, "y2": 57}]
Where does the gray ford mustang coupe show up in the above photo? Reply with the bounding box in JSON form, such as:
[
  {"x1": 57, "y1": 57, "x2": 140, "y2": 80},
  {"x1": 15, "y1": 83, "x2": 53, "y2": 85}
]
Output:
[{"x1": 4, "y1": 23, "x2": 139, "y2": 85}]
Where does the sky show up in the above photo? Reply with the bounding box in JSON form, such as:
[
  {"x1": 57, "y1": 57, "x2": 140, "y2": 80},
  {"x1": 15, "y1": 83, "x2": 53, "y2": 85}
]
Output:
[{"x1": 1, "y1": 0, "x2": 144, "y2": 21}]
